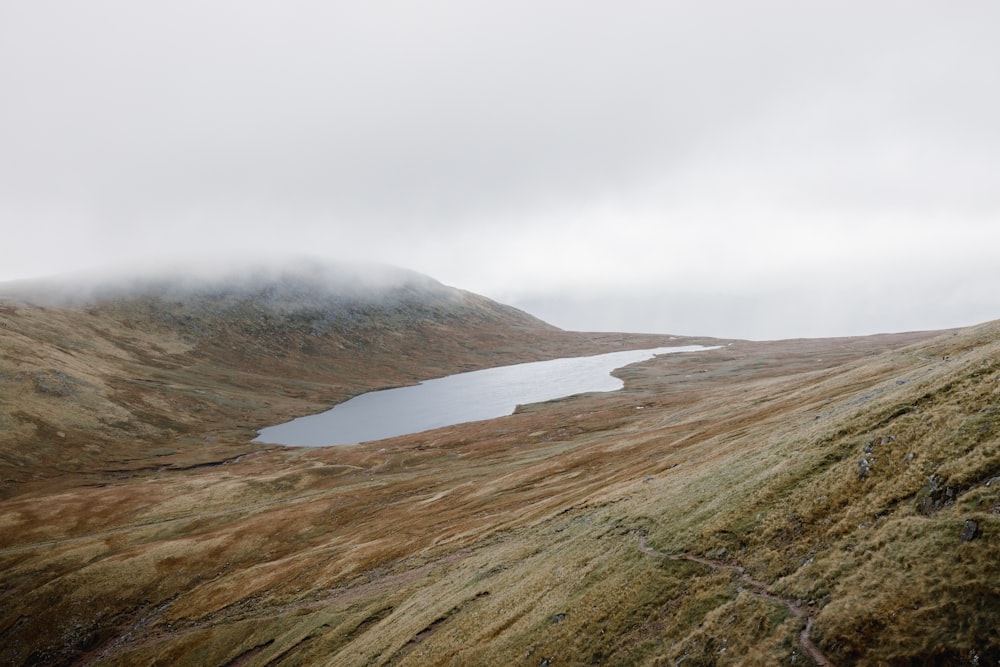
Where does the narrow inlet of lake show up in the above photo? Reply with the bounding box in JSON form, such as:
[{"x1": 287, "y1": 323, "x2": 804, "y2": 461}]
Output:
[{"x1": 253, "y1": 345, "x2": 715, "y2": 447}]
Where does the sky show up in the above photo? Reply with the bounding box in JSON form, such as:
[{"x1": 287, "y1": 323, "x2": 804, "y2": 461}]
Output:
[{"x1": 2, "y1": 1, "x2": 998, "y2": 340}]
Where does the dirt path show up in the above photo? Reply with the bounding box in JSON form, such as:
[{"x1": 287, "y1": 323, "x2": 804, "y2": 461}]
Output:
[{"x1": 637, "y1": 535, "x2": 834, "y2": 667}]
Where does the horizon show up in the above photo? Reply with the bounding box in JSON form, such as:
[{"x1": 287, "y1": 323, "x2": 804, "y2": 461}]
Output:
[
  {"x1": 3, "y1": 2, "x2": 998, "y2": 339},
  {"x1": 0, "y1": 255, "x2": 976, "y2": 342}
]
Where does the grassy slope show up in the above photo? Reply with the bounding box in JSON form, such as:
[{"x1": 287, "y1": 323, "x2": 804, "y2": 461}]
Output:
[
  {"x1": 0, "y1": 288, "x2": 694, "y2": 487},
  {"x1": 1, "y1": 289, "x2": 997, "y2": 665}
]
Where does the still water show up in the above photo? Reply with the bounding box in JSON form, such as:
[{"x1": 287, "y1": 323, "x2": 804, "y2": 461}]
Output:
[{"x1": 254, "y1": 346, "x2": 713, "y2": 447}]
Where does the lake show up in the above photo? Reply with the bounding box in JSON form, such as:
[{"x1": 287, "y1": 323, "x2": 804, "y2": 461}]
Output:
[{"x1": 253, "y1": 345, "x2": 714, "y2": 447}]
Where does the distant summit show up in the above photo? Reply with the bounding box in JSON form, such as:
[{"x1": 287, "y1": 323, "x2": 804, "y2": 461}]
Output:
[{"x1": 0, "y1": 256, "x2": 558, "y2": 353}]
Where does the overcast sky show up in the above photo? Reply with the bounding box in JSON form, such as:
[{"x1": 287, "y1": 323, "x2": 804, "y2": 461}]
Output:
[{"x1": 2, "y1": 2, "x2": 998, "y2": 339}]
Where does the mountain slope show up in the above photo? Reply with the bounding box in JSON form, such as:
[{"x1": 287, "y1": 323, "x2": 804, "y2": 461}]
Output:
[
  {"x1": 1, "y1": 264, "x2": 996, "y2": 665},
  {"x1": 0, "y1": 260, "x2": 707, "y2": 483}
]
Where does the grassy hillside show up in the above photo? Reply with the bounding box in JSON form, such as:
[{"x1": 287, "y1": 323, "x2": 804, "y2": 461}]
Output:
[
  {"x1": 1, "y1": 268, "x2": 996, "y2": 665},
  {"x1": 0, "y1": 265, "x2": 695, "y2": 486}
]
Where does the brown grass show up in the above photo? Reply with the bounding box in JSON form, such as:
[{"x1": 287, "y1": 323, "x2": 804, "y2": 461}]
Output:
[{"x1": 2, "y1": 292, "x2": 998, "y2": 665}]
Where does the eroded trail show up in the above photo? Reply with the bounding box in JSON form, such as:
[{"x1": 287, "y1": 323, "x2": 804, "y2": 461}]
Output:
[{"x1": 637, "y1": 535, "x2": 833, "y2": 667}]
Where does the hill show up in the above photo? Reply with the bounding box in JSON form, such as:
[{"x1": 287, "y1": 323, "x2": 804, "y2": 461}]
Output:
[
  {"x1": 0, "y1": 260, "x2": 700, "y2": 485},
  {"x1": 1, "y1": 263, "x2": 997, "y2": 665}
]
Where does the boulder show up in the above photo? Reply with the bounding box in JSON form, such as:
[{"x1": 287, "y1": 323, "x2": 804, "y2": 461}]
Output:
[{"x1": 960, "y1": 519, "x2": 980, "y2": 542}]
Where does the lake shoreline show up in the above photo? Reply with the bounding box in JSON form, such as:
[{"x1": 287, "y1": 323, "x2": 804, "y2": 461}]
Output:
[{"x1": 254, "y1": 345, "x2": 718, "y2": 447}]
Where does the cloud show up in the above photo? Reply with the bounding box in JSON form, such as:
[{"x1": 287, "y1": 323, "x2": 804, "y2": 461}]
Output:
[{"x1": 1, "y1": 1, "x2": 998, "y2": 337}]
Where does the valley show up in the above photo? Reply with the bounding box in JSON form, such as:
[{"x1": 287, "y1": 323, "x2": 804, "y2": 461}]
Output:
[{"x1": 1, "y1": 266, "x2": 997, "y2": 665}]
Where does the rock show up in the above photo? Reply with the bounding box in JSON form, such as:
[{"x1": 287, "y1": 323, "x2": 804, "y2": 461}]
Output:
[
  {"x1": 961, "y1": 519, "x2": 980, "y2": 542},
  {"x1": 916, "y1": 475, "x2": 957, "y2": 515},
  {"x1": 551, "y1": 613, "x2": 566, "y2": 624},
  {"x1": 857, "y1": 457, "x2": 872, "y2": 480}
]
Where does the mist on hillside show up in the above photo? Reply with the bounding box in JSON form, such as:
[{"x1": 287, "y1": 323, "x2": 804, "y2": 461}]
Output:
[{"x1": 0, "y1": 256, "x2": 451, "y2": 309}]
